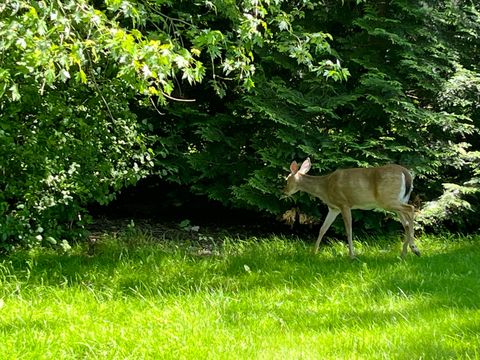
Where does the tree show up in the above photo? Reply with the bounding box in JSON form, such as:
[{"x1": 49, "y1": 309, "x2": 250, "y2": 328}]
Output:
[
  {"x1": 163, "y1": 0, "x2": 480, "y2": 231},
  {"x1": 0, "y1": 0, "x2": 346, "y2": 248},
  {"x1": 2, "y1": 0, "x2": 479, "y2": 250}
]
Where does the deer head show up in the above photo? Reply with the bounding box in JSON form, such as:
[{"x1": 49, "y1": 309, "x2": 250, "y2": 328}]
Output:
[{"x1": 284, "y1": 158, "x2": 312, "y2": 196}]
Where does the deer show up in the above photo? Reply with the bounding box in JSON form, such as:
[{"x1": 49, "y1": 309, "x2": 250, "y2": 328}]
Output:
[{"x1": 284, "y1": 158, "x2": 420, "y2": 258}]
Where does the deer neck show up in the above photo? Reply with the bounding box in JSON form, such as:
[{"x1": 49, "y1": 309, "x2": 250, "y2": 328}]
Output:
[{"x1": 297, "y1": 173, "x2": 330, "y2": 202}]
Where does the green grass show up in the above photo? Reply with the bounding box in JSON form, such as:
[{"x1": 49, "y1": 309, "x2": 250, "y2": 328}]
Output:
[{"x1": 1, "y1": 231, "x2": 480, "y2": 359}]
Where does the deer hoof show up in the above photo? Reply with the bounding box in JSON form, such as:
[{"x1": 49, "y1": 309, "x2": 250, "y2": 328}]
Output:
[{"x1": 410, "y1": 246, "x2": 421, "y2": 257}]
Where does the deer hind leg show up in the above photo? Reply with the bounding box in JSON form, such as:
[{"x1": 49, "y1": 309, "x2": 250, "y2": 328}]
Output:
[
  {"x1": 314, "y1": 208, "x2": 340, "y2": 254},
  {"x1": 340, "y1": 206, "x2": 355, "y2": 259},
  {"x1": 397, "y1": 212, "x2": 412, "y2": 257},
  {"x1": 393, "y1": 204, "x2": 420, "y2": 257}
]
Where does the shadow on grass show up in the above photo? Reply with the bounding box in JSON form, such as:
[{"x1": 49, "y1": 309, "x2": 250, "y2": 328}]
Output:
[
  {"x1": 2, "y1": 234, "x2": 479, "y2": 359},
  {"x1": 1, "y1": 235, "x2": 480, "y2": 310},
  {"x1": 365, "y1": 242, "x2": 480, "y2": 309}
]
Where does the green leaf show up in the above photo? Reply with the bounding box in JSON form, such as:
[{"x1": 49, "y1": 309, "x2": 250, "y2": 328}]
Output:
[
  {"x1": 78, "y1": 69, "x2": 87, "y2": 84},
  {"x1": 59, "y1": 69, "x2": 71, "y2": 82},
  {"x1": 45, "y1": 67, "x2": 56, "y2": 84},
  {"x1": 15, "y1": 38, "x2": 27, "y2": 49},
  {"x1": 9, "y1": 84, "x2": 20, "y2": 101}
]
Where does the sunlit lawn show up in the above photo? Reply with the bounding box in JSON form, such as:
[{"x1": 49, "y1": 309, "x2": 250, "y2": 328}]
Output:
[{"x1": 1, "y1": 230, "x2": 479, "y2": 359}]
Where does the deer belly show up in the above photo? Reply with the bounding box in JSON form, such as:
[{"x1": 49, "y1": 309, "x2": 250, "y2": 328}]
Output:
[{"x1": 351, "y1": 203, "x2": 378, "y2": 210}]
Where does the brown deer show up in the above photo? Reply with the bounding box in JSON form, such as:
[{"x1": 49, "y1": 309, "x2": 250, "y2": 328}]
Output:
[{"x1": 284, "y1": 158, "x2": 420, "y2": 258}]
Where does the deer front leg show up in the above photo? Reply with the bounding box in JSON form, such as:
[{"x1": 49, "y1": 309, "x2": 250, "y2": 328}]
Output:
[{"x1": 314, "y1": 208, "x2": 340, "y2": 254}]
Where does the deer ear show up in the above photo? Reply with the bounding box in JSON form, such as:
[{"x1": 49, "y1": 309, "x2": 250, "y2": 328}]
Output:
[
  {"x1": 289, "y1": 161, "x2": 299, "y2": 174},
  {"x1": 298, "y1": 158, "x2": 311, "y2": 174}
]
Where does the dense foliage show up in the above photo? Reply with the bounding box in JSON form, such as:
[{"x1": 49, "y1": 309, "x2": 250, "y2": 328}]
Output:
[
  {"x1": 166, "y1": 0, "x2": 480, "y2": 230},
  {"x1": 1, "y1": 0, "x2": 479, "y2": 248}
]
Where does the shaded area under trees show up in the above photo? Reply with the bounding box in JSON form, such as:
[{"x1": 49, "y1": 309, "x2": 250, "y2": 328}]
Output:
[{"x1": 1, "y1": 0, "x2": 479, "y2": 250}]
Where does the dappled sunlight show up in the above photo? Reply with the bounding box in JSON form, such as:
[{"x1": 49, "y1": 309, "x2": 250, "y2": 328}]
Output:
[{"x1": 1, "y1": 234, "x2": 479, "y2": 358}]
